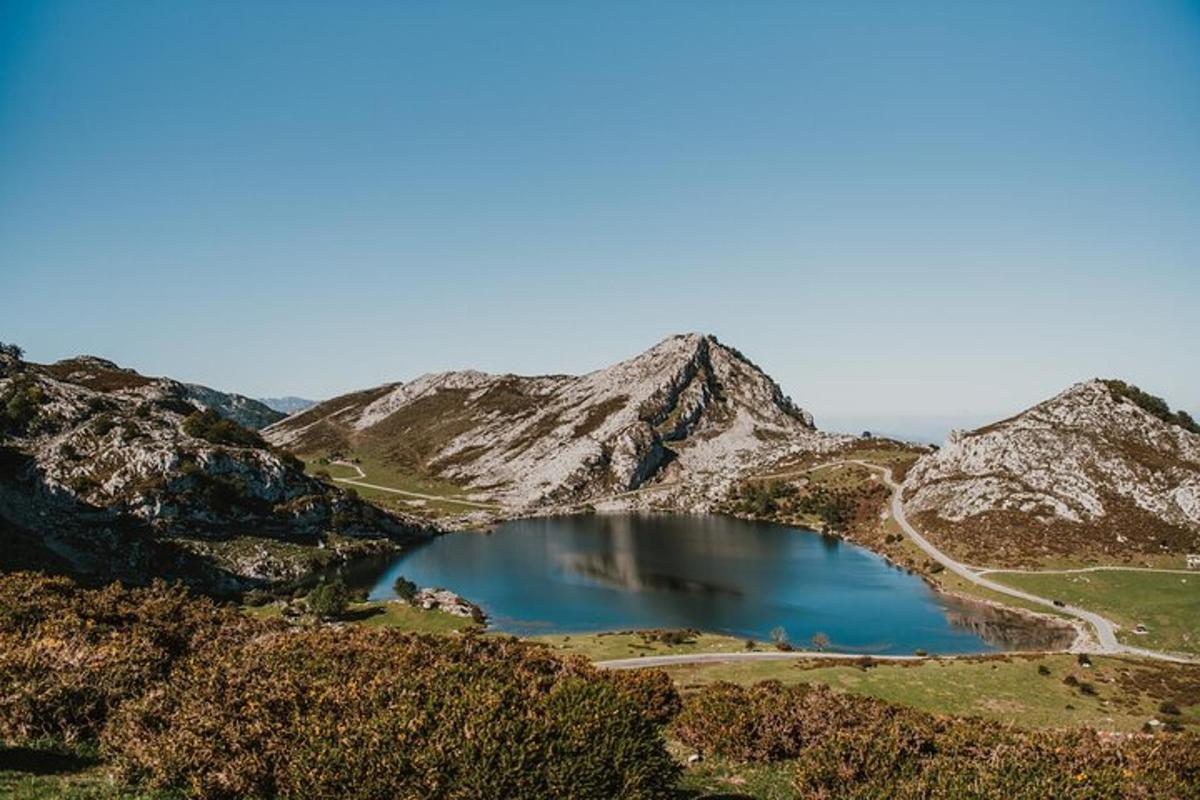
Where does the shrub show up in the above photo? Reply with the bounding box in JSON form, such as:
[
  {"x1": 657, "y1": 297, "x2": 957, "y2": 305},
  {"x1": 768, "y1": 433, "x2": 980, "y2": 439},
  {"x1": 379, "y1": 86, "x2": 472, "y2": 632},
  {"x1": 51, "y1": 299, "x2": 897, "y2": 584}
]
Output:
[
  {"x1": 673, "y1": 681, "x2": 898, "y2": 763},
  {"x1": 1037, "y1": 664, "x2": 1052, "y2": 676},
  {"x1": 181, "y1": 409, "x2": 266, "y2": 449},
  {"x1": 637, "y1": 628, "x2": 698, "y2": 646},
  {"x1": 599, "y1": 668, "x2": 682, "y2": 726},
  {"x1": 673, "y1": 677, "x2": 1200, "y2": 799},
  {"x1": 103, "y1": 630, "x2": 680, "y2": 799},
  {"x1": 1103, "y1": 379, "x2": 1200, "y2": 434},
  {"x1": 0, "y1": 573, "x2": 269, "y2": 743},
  {"x1": 792, "y1": 722, "x2": 1200, "y2": 799},
  {"x1": 306, "y1": 578, "x2": 350, "y2": 619},
  {"x1": 1, "y1": 377, "x2": 45, "y2": 435},
  {"x1": 392, "y1": 575, "x2": 418, "y2": 601},
  {"x1": 90, "y1": 414, "x2": 116, "y2": 436}
]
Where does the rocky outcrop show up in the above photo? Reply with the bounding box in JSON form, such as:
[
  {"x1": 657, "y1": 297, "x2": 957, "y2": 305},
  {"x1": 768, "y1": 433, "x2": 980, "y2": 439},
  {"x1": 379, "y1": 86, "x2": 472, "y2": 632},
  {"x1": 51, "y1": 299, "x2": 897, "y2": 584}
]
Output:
[
  {"x1": 412, "y1": 587, "x2": 486, "y2": 622},
  {"x1": 903, "y1": 380, "x2": 1200, "y2": 563},
  {"x1": 266, "y1": 334, "x2": 845, "y2": 512},
  {"x1": 0, "y1": 353, "x2": 430, "y2": 592},
  {"x1": 41, "y1": 355, "x2": 285, "y2": 429}
]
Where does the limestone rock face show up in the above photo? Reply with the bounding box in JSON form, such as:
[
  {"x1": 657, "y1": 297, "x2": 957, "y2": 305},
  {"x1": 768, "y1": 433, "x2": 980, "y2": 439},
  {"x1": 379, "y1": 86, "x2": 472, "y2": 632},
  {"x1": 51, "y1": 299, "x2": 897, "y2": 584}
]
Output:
[
  {"x1": 266, "y1": 333, "x2": 846, "y2": 511},
  {"x1": 902, "y1": 380, "x2": 1200, "y2": 562},
  {"x1": 0, "y1": 354, "x2": 428, "y2": 590}
]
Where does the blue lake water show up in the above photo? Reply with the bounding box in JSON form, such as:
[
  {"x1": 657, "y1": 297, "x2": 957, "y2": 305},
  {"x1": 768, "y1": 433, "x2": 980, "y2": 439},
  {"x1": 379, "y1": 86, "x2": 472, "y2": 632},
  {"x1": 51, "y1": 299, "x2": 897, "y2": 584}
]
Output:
[{"x1": 345, "y1": 514, "x2": 1011, "y2": 655}]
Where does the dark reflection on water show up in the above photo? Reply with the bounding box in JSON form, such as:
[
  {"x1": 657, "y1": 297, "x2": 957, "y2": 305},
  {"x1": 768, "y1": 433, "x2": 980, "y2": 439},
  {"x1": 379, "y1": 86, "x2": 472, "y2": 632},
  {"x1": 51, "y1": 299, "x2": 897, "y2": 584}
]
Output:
[{"x1": 335, "y1": 514, "x2": 1049, "y2": 655}]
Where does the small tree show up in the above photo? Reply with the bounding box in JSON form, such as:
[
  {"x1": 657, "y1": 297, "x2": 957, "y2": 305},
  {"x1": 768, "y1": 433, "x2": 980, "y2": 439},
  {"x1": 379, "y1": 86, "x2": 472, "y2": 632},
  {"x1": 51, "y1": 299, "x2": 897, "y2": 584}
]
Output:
[
  {"x1": 393, "y1": 576, "x2": 418, "y2": 602},
  {"x1": 307, "y1": 578, "x2": 350, "y2": 619},
  {"x1": 811, "y1": 632, "x2": 830, "y2": 651},
  {"x1": 769, "y1": 626, "x2": 789, "y2": 650}
]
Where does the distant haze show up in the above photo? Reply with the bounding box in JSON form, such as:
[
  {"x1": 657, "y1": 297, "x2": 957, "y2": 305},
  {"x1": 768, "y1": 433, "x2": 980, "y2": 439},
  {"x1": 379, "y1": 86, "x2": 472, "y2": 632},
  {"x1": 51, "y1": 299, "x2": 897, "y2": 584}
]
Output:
[{"x1": 2, "y1": 3, "x2": 1197, "y2": 419}]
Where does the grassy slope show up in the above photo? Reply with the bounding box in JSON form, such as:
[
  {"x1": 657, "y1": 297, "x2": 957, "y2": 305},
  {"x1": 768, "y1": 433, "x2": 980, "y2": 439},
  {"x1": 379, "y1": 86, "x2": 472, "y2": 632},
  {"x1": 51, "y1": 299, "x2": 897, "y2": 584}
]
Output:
[
  {"x1": 245, "y1": 599, "x2": 472, "y2": 634},
  {"x1": 986, "y1": 569, "x2": 1200, "y2": 655},
  {"x1": 302, "y1": 453, "x2": 497, "y2": 517},
  {"x1": 661, "y1": 653, "x2": 1200, "y2": 734},
  {"x1": 527, "y1": 631, "x2": 770, "y2": 660}
]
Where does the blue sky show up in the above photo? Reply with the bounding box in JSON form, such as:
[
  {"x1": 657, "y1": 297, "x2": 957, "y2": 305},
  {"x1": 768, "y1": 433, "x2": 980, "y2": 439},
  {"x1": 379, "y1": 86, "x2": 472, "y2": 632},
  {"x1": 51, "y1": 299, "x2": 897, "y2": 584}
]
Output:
[{"x1": 2, "y1": 1, "x2": 1198, "y2": 437}]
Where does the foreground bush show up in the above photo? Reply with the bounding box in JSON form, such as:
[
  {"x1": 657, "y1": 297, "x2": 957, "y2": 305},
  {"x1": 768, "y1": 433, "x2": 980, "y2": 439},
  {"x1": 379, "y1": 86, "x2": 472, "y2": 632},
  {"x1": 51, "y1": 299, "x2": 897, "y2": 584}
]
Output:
[
  {"x1": 103, "y1": 629, "x2": 680, "y2": 799},
  {"x1": 673, "y1": 680, "x2": 891, "y2": 762},
  {"x1": 674, "y1": 680, "x2": 1200, "y2": 798},
  {"x1": 0, "y1": 572, "x2": 268, "y2": 743}
]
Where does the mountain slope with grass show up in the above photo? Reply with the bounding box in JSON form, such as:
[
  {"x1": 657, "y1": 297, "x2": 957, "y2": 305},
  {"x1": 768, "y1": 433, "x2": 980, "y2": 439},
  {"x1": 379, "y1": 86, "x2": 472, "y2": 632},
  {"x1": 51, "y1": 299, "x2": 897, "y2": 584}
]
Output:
[
  {"x1": 0, "y1": 348, "x2": 429, "y2": 592},
  {"x1": 902, "y1": 379, "x2": 1200, "y2": 565},
  {"x1": 265, "y1": 333, "x2": 845, "y2": 511}
]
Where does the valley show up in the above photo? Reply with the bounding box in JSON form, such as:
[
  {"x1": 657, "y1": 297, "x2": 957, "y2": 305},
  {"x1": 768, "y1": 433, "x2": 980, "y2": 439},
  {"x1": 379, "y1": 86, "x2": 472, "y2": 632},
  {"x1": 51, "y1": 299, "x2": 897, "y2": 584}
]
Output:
[{"x1": 3, "y1": 335, "x2": 1199, "y2": 799}]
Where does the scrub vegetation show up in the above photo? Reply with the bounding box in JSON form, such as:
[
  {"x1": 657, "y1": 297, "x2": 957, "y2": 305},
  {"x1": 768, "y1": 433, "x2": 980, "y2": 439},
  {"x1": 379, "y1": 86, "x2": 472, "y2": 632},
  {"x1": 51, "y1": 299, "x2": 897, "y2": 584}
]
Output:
[{"x1": 3, "y1": 572, "x2": 1199, "y2": 799}]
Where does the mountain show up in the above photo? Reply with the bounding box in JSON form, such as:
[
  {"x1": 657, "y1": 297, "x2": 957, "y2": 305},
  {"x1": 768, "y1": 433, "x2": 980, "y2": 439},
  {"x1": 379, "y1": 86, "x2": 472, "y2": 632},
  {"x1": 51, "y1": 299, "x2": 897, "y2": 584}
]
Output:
[
  {"x1": 41, "y1": 356, "x2": 286, "y2": 429},
  {"x1": 0, "y1": 351, "x2": 428, "y2": 592},
  {"x1": 265, "y1": 333, "x2": 844, "y2": 511},
  {"x1": 902, "y1": 379, "x2": 1200, "y2": 565},
  {"x1": 258, "y1": 396, "x2": 318, "y2": 415}
]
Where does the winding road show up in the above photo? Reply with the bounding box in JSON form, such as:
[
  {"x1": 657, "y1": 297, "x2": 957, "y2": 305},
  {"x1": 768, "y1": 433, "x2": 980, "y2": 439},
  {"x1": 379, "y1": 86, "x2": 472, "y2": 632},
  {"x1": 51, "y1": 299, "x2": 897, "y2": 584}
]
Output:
[
  {"x1": 601, "y1": 458, "x2": 1196, "y2": 668},
  {"x1": 329, "y1": 461, "x2": 499, "y2": 510}
]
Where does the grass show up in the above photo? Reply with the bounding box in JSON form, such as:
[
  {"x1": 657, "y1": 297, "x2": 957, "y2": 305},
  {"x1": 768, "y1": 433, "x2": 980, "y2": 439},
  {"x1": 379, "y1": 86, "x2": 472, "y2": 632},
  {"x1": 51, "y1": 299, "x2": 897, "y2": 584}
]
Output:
[
  {"x1": 986, "y1": 569, "x2": 1200, "y2": 655},
  {"x1": 660, "y1": 653, "x2": 1200, "y2": 734},
  {"x1": 673, "y1": 746, "x2": 794, "y2": 799},
  {"x1": 302, "y1": 452, "x2": 500, "y2": 517},
  {"x1": 526, "y1": 630, "x2": 770, "y2": 660},
  {"x1": 0, "y1": 743, "x2": 133, "y2": 800},
  {"x1": 244, "y1": 599, "x2": 474, "y2": 634}
]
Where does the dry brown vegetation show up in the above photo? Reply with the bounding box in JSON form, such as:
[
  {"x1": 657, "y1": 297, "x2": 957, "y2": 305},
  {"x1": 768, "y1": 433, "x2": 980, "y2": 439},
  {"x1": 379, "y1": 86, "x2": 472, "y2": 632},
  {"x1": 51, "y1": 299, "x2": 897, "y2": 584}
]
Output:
[{"x1": 673, "y1": 680, "x2": 1200, "y2": 798}]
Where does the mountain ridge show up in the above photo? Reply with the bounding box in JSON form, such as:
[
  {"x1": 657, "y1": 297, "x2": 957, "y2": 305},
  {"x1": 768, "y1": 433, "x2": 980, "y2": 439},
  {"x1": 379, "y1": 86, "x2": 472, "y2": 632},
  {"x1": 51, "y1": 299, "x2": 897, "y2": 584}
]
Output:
[
  {"x1": 902, "y1": 378, "x2": 1200, "y2": 565},
  {"x1": 266, "y1": 333, "x2": 844, "y2": 511},
  {"x1": 0, "y1": 349, "x2": 430, "y2": 591}
]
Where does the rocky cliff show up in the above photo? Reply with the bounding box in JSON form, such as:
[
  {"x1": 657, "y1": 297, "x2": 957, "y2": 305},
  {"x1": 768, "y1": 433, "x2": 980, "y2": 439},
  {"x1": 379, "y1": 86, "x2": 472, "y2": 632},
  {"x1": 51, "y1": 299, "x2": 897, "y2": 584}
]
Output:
[
  {"x1": 266, "y1": 333, "x2": 845, "y2": 511},
  {"x1": 902, "y1": 380, "x2": 1200, "y2": 565},
  {"x1": 0, "y1": 351, "x2": 429, "y2": 592}
]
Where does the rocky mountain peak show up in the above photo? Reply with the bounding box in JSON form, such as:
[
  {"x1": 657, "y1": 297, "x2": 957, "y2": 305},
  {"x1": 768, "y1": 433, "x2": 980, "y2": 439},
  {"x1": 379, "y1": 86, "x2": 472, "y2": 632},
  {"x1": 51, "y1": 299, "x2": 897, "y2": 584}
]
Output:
[
  {"x1": 265, "y1": 334, "x2": 840, "y2": 510},
  {"x1": 904, "y1": 378, "x2": 1200, "y2": 564}
]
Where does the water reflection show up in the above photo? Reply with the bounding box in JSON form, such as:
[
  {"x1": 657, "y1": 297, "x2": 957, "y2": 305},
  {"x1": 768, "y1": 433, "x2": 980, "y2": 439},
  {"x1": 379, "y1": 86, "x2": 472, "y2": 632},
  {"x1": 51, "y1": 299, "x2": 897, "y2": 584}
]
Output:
[{"x1": 337, "y1": 514, "x2": 1063, "y2": 655}]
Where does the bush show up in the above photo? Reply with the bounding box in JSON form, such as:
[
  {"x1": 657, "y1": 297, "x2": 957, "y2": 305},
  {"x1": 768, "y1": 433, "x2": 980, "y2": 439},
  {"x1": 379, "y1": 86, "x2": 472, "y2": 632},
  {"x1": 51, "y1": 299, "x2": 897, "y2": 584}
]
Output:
[
  {"x1": 103, "y1": 630, "x2": 680, "y2": 799},
  {"x1": 392, "y1": 575, "x2": 418, "y2": 601},
  {"x1": 673, "y1": 677, "x2": 1199, "y2": 798},
  {"x1": 1103, "y1": 379, "x2": 1200, "y2": 434},
  {"x1": 1, "y1": 377, "x2": 45, "y2": 435},
  {"x1": 306, "y1": 578, "x2": 350, "y2": 619},
  {"x1": 792, "y1": 721, "x2": 1200, "y2": 799},
  {"x1": 181, "y1": 409, "x2": 266, "y2": 449},
  {"x1": 599, "y1": 668, "x2": 682, "y2": 726},
  {"x1": 0, "y1": 573, "x2": 269, "y2": 743},
  {"x1": 672, "y1": 681, "x2": 897, "y2": 763}
]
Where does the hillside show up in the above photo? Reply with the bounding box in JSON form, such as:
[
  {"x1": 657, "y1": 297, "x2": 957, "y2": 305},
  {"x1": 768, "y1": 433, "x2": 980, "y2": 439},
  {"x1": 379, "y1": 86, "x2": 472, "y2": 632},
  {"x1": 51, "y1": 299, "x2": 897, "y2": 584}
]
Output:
[
  {"x1": 266, "y1": 333, "x2": 845, "y2": 511},
  {"x1": 902, "y1": 379, "x2": 1200, "y2": 565},
  {"x1": 0, "y1": 350, "x2": 429, "y2": 592},
  {"x1": 42, "y1": 356, "x2": 286, "y2": 429}
]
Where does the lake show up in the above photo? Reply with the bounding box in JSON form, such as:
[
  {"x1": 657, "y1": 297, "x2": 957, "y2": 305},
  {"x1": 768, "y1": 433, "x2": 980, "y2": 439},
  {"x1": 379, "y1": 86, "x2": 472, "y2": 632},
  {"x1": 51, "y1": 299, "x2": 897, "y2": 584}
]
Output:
[{"x1": 340, "y1": 514, "x2": 1042, "y2": 655}]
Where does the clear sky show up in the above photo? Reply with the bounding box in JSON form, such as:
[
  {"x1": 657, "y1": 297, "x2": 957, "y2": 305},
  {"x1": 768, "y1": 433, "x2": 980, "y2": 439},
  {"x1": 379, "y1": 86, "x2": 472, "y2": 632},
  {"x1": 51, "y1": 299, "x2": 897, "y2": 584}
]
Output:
[{"x1": 3, "y1": 1, "x2": 1198, "y2": 438}]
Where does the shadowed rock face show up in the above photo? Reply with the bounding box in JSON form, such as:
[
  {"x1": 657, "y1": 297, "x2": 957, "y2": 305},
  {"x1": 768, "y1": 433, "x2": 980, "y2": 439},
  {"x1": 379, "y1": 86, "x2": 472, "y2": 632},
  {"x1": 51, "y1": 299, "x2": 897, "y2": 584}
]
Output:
[
  {"x1": 265, "y1": 333, "x2": 845, "y2": 511},
  {"x1": 903, "y1": 380, "x2": 1200, "y2": 564}
]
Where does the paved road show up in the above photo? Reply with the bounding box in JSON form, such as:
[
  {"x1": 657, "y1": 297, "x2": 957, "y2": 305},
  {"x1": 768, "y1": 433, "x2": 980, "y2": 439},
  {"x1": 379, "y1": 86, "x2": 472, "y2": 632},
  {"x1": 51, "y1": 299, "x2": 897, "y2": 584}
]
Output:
[
  {"x1": 329, "y1": 461, "x2": 499, "y2": 510},
  {"x1": 977, "y1": 565, "x2": 1196, "y2": 576},
  {"x1": 597, "y1": 651, "x2": 925, "y2": 669},
  {"x1": 858, "y1": 460, "x2": 1192, "y2": 664}
]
